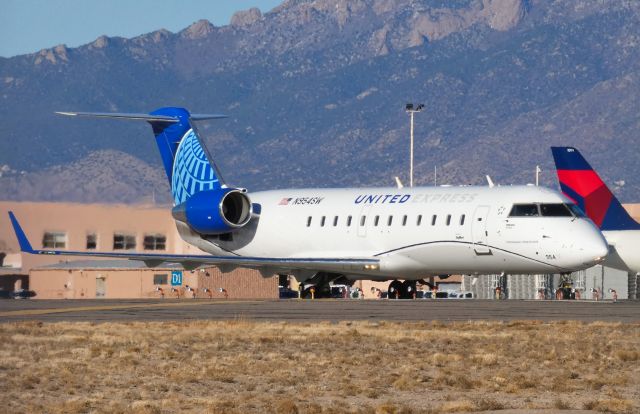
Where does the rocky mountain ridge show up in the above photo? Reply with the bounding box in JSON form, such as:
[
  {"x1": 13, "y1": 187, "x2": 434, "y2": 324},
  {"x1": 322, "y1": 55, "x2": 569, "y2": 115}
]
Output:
[{"x1": 1, "y1": 0, "x2": 639, "y2": 203}]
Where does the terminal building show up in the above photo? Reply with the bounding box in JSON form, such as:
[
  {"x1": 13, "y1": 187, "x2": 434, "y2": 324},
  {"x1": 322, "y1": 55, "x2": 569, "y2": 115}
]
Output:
[
  {"x1": 1, "y1": 201, "x2": 638, "y2": 300},
  {"x1": 0, "y1": 201, "x2": 278, "y2": 299}
]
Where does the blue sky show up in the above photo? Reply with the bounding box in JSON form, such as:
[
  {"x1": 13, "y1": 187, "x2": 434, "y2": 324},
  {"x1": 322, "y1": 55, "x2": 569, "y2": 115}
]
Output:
[{"x1": 0, "y1": 0, "x2": 283, "y2": 57}]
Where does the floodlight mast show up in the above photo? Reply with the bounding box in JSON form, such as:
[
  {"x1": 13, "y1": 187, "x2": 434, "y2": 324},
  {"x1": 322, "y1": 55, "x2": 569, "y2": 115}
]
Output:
[{"x1": 405, "y1": 103, "x2": 424, "y2": 188}]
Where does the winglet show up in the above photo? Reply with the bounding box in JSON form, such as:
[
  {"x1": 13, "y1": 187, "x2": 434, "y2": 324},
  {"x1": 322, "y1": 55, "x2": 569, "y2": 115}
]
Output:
[{"x1": 8, "y1": 212, "x2": 35, "y2": 253}]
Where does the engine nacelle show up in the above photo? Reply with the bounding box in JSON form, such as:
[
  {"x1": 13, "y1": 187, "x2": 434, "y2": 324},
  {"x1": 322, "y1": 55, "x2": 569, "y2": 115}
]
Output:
[{"x1": 172, "y1": 189, "x2": 252, "y2": 235}]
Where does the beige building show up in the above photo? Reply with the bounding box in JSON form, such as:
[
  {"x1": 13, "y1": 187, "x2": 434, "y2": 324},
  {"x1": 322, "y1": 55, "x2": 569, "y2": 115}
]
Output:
[{"x1": 0, "y1": 201, "x2": 277, "y2": 299}]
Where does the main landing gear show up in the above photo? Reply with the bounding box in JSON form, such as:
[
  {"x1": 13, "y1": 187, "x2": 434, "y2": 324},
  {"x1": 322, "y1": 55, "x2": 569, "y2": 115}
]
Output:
[{"x1": 388, "y1": 280, "x2": 417, "y2": 299}]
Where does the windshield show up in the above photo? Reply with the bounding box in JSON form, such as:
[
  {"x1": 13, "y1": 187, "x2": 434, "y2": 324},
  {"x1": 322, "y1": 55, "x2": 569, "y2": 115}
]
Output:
[
  {"x1": 509, "y1": 204, "x2": 539, "y2": 217},
  {"x1": 509, "y1": 203, "x2": 583, "y2": 218},
  {"x1": 540, "y1": 203, "x2": 573, "y2": 217}
]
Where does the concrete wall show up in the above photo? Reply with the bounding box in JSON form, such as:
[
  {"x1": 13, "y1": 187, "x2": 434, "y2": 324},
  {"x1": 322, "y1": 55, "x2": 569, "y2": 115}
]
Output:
[
  {"x1": 30, "y1": 266, "x2": 278, "y2": 299},
  {"x1": 197, "y1": 267, "x2": 278, "y2": 299}
]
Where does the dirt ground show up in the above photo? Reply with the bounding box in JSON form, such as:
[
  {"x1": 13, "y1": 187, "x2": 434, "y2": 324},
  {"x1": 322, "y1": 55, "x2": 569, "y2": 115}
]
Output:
[{"x1": 0, "y1": 320, "x2": 638, "y2": 413}]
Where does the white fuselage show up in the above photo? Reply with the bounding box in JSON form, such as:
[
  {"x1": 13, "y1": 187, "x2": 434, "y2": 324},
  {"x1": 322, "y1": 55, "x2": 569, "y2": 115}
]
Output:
[
  {"x1": 601, "y1": 231, "x2": 640, "y2": 274},
  {"x1": 177, "y1": 185, "x2": 608, "y2": 281}
]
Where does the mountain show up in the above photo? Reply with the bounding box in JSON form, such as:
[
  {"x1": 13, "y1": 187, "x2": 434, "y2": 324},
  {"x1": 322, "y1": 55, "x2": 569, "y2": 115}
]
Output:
[{"x1": 1, "y1": 0, "x2": 639, "y2": 203}]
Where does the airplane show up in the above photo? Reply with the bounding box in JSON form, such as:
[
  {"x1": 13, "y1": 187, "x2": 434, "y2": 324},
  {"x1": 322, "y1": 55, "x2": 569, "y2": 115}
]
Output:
[
  {"x1": 8, "y1": 107, "x2": 608, "y2": 298},
  {"x1": 551, "y1": 146, "x2": 640, "y2": 274}
]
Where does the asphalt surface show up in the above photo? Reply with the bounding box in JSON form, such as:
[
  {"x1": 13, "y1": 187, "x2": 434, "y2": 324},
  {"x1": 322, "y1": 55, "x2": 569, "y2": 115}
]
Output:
[{"x1": 0, "y1": 298, "x2": 638, "y2": 323}]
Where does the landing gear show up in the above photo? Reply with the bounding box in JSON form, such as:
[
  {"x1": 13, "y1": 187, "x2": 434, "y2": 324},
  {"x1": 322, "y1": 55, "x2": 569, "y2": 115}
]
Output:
[
  {"x1": 388, "y1": 280, "x2": 417, "y2": 299},
  {"x1": 301, "y1": 272, "x2": 341, "y2": 299},
  {"x1": 557, "y1": 273, "x2": 574, "y2": 300},
  {"x1": 388, "y1": 280, "x2": 403, "y2": 299},
  {"x1": 401, "y1": 280, "x2": 417, "y2": 299}
]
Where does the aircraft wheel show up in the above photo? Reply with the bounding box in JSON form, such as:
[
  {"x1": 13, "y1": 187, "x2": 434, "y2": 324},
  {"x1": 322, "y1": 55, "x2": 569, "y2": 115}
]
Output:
[
  {"x1": 401, "y1": 280, "x2": 417, "y2": 299},
  {"x1": 388, "y1": 280, "x2": 402, "y2": 299}
]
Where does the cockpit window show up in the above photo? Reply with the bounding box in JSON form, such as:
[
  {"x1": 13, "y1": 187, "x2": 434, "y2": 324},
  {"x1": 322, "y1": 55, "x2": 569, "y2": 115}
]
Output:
[
  {"x1": 540, "y1": 203, "x2": 573, "y2": 217},
  {"x1": 567, "y1": 203, "x2": 586, "y2": 218},
  {"x1": 509, "y1": 204, "x2": 539, "y2": 217}
]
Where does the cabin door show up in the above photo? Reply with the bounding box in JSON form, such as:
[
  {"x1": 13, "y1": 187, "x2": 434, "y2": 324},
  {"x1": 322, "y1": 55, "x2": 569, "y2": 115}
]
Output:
[{"x1": 472, "y1": 205, "x2": 491, "y2": 255}]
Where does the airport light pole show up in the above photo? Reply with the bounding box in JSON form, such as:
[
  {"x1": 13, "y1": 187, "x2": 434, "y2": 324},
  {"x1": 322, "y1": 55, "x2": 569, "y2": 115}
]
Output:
[{"x1": 406, "y1": 103, "x2": 424, "y2": 188}]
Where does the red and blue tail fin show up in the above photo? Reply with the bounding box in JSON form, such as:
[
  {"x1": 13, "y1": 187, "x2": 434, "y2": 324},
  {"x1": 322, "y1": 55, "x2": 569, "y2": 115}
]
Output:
[{"x1": 551, "y1": 147, "x2": 640, "y2": 231}]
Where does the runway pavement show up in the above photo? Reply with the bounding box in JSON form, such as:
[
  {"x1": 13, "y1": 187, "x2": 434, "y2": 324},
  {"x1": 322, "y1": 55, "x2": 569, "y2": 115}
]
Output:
[{"x1": 0, "y1": 298, "x2": 638, "y2": 323}]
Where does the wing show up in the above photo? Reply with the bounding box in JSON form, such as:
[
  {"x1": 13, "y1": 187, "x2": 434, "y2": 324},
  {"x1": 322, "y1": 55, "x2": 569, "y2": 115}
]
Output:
[{"x1": 8, "y1": 212, "x2": 378, "y2": 272}]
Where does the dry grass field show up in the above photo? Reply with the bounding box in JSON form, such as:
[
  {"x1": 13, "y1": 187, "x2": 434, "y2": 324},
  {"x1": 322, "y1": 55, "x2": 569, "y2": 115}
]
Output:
[{"x1": 0, "y1": 320, "x2": 638, "y2": 413}]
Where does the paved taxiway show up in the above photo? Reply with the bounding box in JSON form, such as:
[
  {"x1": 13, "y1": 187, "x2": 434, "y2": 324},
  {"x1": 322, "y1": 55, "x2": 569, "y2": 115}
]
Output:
[{"x1": 0, "y1": 299, "x2": 638, "y2": 322}]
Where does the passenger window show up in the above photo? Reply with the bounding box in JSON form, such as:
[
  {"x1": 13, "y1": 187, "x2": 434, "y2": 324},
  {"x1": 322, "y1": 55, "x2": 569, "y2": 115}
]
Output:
[
  {"x1": 347, "y1": 215, "x2": 352, "y2": 227},
  {"x1": 446, "y1": 215, "x2": 451, "y2": 226},
  {"x1": 540, "y1": 204, "x2": 572, "y2": 217},
  {"x1": 402, "y1": 215, "x2": 407, "y2": 226},
  {"x1": 509, "y1": 204, "x2": 539, "y2": 217},
  {"x1": 320, "y1": 216, "x2": 326, "y2": 227},
  {"x1": 333, "y1": 216, "x2": 338, "y2": 226},
  {"x1": 431, "y1": 215, "x2": 437, "y2": 226},
  {"x1": 374, "y1": 215, "x2": 380, "y2": 226},
  {"x1": 460, "y1": 215, "x2": 465, "y2": 226},
  {"x1": 307, "y1": 216, "x2": 312, "y2": 227},
  {"x1": 388, "y1": 216, "x2": 393, "y2": 226},
  {"x1": 360, "y1": 216, "x2": 366, "y2": 226},
  {"x1": 417, "y1": 215, "x2": 422, "y2": 226}
]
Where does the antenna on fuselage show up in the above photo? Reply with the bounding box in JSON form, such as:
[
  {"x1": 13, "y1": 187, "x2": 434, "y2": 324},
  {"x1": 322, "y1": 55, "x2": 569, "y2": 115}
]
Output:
[
  {"x1": 486, "y1": 175, "x2": 495, "y2": 188},
  {"x1": 394, "y1": 176, "x2": 404, "y2": 189}
]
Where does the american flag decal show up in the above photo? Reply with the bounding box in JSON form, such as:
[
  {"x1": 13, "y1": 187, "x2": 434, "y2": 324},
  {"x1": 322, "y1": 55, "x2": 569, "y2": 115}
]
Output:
[{"x1": 278, "y1": 197, "x2": 292, "y2": 205}]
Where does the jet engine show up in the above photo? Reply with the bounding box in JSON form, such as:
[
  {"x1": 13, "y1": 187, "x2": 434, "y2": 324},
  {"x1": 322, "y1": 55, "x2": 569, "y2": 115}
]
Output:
[{"x1": 172, "y1": 189, "x2": 252, "y2": 235}]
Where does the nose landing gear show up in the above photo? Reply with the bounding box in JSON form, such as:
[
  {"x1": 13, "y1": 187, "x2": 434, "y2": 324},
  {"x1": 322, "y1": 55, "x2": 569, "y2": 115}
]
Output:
[
  {"x1": 556, "y1": 273, "x2": 575, "y2": 300},
  {"x1": 388, "y1": 280, "x2": 417, "y2": 299}
]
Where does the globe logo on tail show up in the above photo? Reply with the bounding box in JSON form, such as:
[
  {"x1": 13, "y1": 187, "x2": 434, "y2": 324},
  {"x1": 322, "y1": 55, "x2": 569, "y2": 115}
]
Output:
[{"x1": 171, "y1": 129, "x2": 220, "y2": 205}]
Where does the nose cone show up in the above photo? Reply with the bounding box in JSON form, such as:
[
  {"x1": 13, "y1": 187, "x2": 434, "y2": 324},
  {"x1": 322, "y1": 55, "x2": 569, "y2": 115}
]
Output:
[{"x1": 580, "y1": 227, "x2": 609, "y2": 267}]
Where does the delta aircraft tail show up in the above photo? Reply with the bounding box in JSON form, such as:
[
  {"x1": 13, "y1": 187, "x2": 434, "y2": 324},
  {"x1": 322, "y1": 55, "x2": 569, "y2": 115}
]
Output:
[{"x1": 551, "y1": 146, "x2": 640, "y2": 231}]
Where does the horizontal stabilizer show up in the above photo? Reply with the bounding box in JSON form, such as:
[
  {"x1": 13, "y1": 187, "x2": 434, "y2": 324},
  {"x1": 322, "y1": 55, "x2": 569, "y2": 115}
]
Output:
[{"x1": 55, "y1": 111, "x2": 227, "y2": 122}]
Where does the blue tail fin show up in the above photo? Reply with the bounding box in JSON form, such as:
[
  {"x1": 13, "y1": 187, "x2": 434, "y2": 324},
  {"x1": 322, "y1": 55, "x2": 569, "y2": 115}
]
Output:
[
  {"x1": 57, "y1": 107, "x2": 227, "y2": 205},
  {"x1": 551, "y1": 146, "x2": 640, "y2": 231},
  {"x1": 148, "y1": 107, "x2": 226, "y2": 204}
]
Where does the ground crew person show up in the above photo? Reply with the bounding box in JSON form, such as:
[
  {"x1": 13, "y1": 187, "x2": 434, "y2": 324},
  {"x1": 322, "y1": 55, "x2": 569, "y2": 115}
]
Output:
[
  {"x1": 609, "y1": 288, "x2": 618, "y2": 302},
  {"x1": 310, "y1": 287, "x2": 315, "y2": 300}
]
